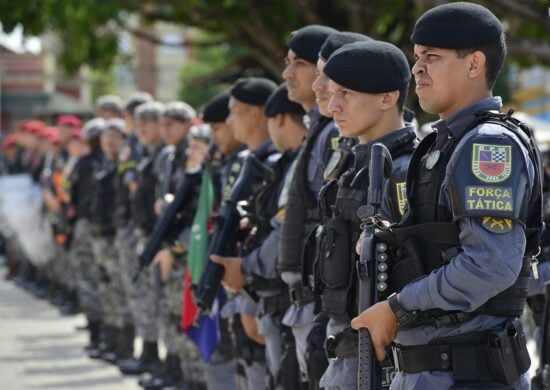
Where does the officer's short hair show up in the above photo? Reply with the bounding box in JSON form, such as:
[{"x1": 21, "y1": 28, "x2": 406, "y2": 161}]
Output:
[
  {"x1": 105, "y1": 118, "x2": 127, "y2": 137},
  {"x1": 455, "y1": 34, "x2": 507, "y2": 90},
  {"x1": 163, "y1": 101, "x2": 196, "y2": 123},
  {"x1": 134, "y1": 101, "x2": 165, "y2": 121},
  {"x1": 188, "y1": 124, "x2": 211, "y2": 143},
  {"x1": 95, "y1": 95, "x2": 124, "y2": 116},
  {"x1": 125, "y1": 92, "x2": 153, "y2": 115},
  {"x1": 83, "y1": 118, "x2": 106, "y2": 141}
]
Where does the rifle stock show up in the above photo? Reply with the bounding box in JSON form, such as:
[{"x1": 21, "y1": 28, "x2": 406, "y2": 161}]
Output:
[{"x1": 357, "y1": 143, "x2": 393, "y2": 389}]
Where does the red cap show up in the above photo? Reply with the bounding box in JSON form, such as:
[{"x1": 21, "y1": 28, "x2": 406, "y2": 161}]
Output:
[
  {"x1": 1, "y1": 134, "x2": 17, "y2": 149},
  {"x1": 190, "y1": 117, "x2": 203, "y2": 125},
  {"x1": 19, "y1": 120, "x2": 46, "y2": 135},
  {"x1": 57, "y1": 115, "x2": 82, "y2": 129}
]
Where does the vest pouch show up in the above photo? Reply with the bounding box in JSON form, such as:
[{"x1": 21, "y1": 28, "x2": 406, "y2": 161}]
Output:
[
  {"x1": 319, "y1": 215, "x2": 352, "y2": 290},
  {"x1": 390, "y1": 236, "x2": 425, "y2": 292},
  {"x1": 302, "y1": 223, "x2": 322, "y2": 292}
]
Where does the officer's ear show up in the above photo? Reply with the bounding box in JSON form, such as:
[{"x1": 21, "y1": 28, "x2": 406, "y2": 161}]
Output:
[
  {"x1": 467, "y1": 50, "x2": 486, "y2": 80},
  {"x1": 380, "y1": 91, "x2": 400, "y2": 111},
  {"x1": 277, "y1": 113, "x2": 286, "y2": 128}
]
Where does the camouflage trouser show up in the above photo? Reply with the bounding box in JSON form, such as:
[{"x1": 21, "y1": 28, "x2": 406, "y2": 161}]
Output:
[
  {"x1": 71, "y1": 219, "x2": 101, "y2": 322},
  {"x1": 117, "y1": 227, "x2": 159, "y2": 342},
  {"x1": 158, "y1": 258, "x2": 204, "y2": 382},
  {"x1": 91, "y1": 235, "x2": 132, "y2": 328}
]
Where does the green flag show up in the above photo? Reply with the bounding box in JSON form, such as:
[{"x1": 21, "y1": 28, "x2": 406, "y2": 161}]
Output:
[{"x1": 188, "y1": 165, "x2": 214, "y2": 283}]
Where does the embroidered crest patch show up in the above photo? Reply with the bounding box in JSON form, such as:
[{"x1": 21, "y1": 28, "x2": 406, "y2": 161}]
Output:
[
  {"x1": 481, "y1": 216, "x2": 513, "y2": 234},
  {"x1": 472, "y1": 144, "x2": 511, "y2": 183},
  {"x1": 396, "y1": 182, "x2": 407, "y2": 216}
]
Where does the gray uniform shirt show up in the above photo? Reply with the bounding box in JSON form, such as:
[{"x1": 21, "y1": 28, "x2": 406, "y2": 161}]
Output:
[{"x1": 394, "y1": 97, "x2": 534, "y2": 389}]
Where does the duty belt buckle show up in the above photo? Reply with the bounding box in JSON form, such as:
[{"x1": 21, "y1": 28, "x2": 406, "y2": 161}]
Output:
[
  {"x1": 289, "y1": 287, "x2": 300, "y2": 306},
  {"x1": 325, "y1": 335, "x2": 338, "y2": 360},
  {"x1": 391, "y1": 345, "x2": 403, "y2": 372}
]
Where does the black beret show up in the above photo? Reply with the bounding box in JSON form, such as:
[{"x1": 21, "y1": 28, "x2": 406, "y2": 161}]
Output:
[
  {"x1": 411, "y1": 2, "x2": 503, "y2": 48},
  {"x1": 202, "y1": 91, "x2": 230, "y2": 123},
  {"x1": 319, "y1": 31, "x2": 371, "y2": 62},
  {"x1": 264, "y1": 84, "x2": 306, "y2": 118},
  {"x1": 324, "y1": 40, "x2": 411, "y2": 93},
  {"x1": 230, "y1": 77, "x2": 277, "y2": 106},
  {"x1": 288, "y1": 25, "x2": 337, "y2": 64}
]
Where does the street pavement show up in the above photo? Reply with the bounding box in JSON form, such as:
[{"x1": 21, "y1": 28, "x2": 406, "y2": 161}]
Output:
[{"x1": 0, "y1": 265, "x2": 140, "y2": 390}]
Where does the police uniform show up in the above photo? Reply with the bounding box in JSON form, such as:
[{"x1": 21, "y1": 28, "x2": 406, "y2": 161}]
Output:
[
  {"x1": 379, "y1": 4, "x2": 542, "y2": 389},
  {"x1": 316, "y1": 40, "x2": 415, "y2": 390},
  {"x1": 200, "y1": 91, "x2": 241, "y2": 390},
  {"x1": 68, "y1": 119, "x2": 106, "y2": 351},
  {"x1": 277, "y1": 25, "x2": 338, "y2": 388},
  {"x1": 90, "y1": 154, "x2": 134, "y2": 362}
]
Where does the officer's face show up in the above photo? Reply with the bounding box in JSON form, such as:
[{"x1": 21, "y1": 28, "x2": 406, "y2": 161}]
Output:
[
  {"x1": 312, "y1": 59, "x2": 332, "y2": 117},
  {"x1": 136, "y1": 118, "x2": 160, "y2": 146},
  {"x1": 185, "y1": 139, "x2": 209, "y2": 171},
  {"x1": 226, "y1": 97, "x2": 255, "y2": 144},
  {"x1": 412, "y1": 45, "x2": 473, "y2": 119},
  {"x1": 161, "y1": 116, "x2": 190, "y2": 146},
  {"x1": 100, "y1": 128, "x2": 125, "y2": 160},
  {"x1": 282, "y1": 49, "x2": 316, "y2": 110},
  {"x1": 328, "y1": 80, "x2": 383, "y2": 143},
  {"x1": 210, "y1": 122, "x2": 240, "y2": 155}
]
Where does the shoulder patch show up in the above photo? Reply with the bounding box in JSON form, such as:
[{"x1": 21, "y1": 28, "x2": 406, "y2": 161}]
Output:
[
  {"x1": 396, "y1": 182, "x2": 407, "y2": 216},
  {"x1": 472, "y1": 144, "x2": 512, "y2": 183},
  {"x1": 480, "y1": 216, "x2": 513, "y2": 234}
]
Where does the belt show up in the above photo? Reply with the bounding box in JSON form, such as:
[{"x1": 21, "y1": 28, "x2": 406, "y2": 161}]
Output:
[{"x1": 289, "y1": 283, "x2": 314, "y2": 306}]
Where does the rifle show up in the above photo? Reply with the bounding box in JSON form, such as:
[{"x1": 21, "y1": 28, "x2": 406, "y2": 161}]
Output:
[
  {"x1": 356, "y1": 142, "x2": 393, "y2": 389},
  {"x1": 532, "y1": 282, "x2": 550, "y2": 390},
  {"x1": 134, "y1": 144, "x2": 217, "y2": 278},
  {"x1": 193, "y1": 153, "x2": 272, "y2": 312}
]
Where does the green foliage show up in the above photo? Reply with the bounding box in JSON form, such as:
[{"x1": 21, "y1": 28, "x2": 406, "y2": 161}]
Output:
[{"x1": 178, "y1": 32, "x2": 244, "y2": 108}]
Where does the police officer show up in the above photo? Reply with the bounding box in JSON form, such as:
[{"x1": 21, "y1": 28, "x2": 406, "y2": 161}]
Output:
[
  {"x1": 68, "y1": 118, "x2": 106, "y2": 355},
  {"x1": 141, "y1": 103, "x2": 202, "y2": 390},
  {"x1": 314, "y1": 39, "x2": 416, "y2": 390},
  {"x1": 198, "y1": 91, "x2": 244, "y2": 390},
  {"x1": 114, "y1": 91, "x2": 153, "y2": 372},
  {"x1": 118, "y1": 101, "x2": 165, "y2": 376},
  {"x1": 351, "y1": 3, "x2": 540, "y2": 389},
  {"x1": 212, "y1": 83, "x2": 306, "y2": 389},
  {"x1": 213, "y1": 76, "x2": 278, "y2": 389},
  {"x1": 278, "y1": 24, "x2": 338, "y2": 389},
  {"x1": 89, "y1": 118, "x2": 132, "y2": 362}
]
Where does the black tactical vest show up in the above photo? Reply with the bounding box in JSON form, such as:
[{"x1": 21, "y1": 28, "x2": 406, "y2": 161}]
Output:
[
  {"x1": 389, "y1": 111, "x2": 542, "y2": 325},
  {"x1": 278, "y1": 114, "x2": 334, "y2": 273},
  {"x1": 131, "y1": 144, "x2": 164, "y2": 234},
  {"x1": 92, "y1": 161, "x2": 118, "y2": 238},
  {"x1": 316, "y1": 128, "x2": 416, "y2": 321}
]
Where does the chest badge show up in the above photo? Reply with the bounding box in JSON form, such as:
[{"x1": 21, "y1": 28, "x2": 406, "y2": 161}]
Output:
[{"x1": 425, "y1": 150, "x2": 440, "y2": 170}]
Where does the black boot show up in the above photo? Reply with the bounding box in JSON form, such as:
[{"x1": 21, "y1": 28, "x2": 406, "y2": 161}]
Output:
[
  {"x1": 84, "y1": 321, "x2": 102, "y2": 357},
  {"x1": 141, "y1": 354, "x2": 183, "y2": 390},
  {"x1": 60, "y1": 290, "x2": 79, "y2": 316},
  {"x1": 117, "y1": 325, "x2": 135, "y2": 361},
  {"x1": 99, "y1": 325, "x2": 119, "y2": 363},
  {"x1": 118, "y1": 340, "x2": 161, "y2": 375}
]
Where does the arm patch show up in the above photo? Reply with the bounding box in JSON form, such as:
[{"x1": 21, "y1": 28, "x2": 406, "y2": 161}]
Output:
[{"x1": 447, "y1": 134, "x2": 530, "y2": 224}]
